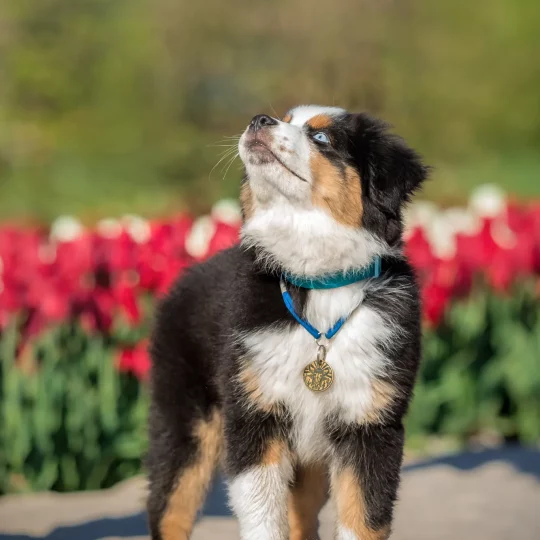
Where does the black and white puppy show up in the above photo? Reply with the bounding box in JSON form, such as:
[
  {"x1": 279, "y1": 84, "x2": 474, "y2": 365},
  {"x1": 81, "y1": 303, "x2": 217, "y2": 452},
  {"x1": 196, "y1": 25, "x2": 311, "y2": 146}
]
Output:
[{"x1": 147, "y1": 105, "x2": 428, "y2": 540}]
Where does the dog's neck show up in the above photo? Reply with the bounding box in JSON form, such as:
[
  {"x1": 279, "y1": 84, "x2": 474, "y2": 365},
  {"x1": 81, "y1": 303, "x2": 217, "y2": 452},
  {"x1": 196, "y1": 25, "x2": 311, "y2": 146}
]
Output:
[{"x1": 241, "y1": 200, "x2": 397, "y2": 278}]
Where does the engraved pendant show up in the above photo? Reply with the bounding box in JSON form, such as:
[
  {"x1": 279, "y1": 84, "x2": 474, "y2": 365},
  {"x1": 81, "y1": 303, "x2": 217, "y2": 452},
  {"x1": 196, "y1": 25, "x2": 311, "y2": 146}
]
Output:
[{"x1": 303, "y1": 345, "x2": 334, "y2": 392}]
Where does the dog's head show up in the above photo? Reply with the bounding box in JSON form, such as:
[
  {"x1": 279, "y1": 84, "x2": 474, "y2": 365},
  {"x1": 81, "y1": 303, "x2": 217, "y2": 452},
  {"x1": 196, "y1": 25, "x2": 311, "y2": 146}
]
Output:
[{"x1": 238, "y1": 105, "x2": 428, "y2": 276}]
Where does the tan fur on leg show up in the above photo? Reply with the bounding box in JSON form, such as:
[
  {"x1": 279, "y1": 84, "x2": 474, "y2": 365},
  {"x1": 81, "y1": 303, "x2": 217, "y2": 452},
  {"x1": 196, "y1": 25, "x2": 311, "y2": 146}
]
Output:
[
  {"x1": 332, "y1": 467, "x2": 390, "y2": 540},
  {"x1": 160, "y1": 409, "x2": 223, "y2": 540}
]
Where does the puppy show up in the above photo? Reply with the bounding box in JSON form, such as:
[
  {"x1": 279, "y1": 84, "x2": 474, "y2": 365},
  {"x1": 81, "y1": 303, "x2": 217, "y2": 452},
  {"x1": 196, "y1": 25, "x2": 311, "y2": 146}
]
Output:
[{"x1": 147, "y1": 105, "x2": 428, "y2": 540}]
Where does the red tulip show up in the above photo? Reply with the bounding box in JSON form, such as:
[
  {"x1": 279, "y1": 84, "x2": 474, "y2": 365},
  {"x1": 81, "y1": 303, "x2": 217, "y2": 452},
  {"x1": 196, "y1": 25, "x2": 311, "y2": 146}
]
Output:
[
  {"x1": 0, "y1": 197, "x2": 539, "y2": 348},
  {"x1": 207, "y1": 221, "x2": 240, "y2": 254},
  {"x1": 422, "y1": 281, "x2": 451, "y2": 326},
  {"x1": 117, "y1": 341, "x2": 151, "y2": 380},
  {"x1": 115, "y1": 279, "x2": 141, "y2": 325}
]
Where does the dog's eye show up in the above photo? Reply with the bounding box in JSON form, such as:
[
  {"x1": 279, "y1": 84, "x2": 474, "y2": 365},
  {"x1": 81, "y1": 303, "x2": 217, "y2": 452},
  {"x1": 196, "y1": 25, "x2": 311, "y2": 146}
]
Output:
[{"x1": 312, "y1": 132, "x2": 330, "y2": 144}]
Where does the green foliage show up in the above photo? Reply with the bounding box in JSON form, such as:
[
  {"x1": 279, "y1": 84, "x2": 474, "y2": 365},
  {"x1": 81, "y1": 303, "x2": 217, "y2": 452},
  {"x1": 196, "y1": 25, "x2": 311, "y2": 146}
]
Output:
[
  {"x1": 0, "y1": 323, "x2": 148, "y2": 494},
  {"x1": 1, "y1": 0, "x2": 540, "y2": 220},
  {"x1": 406, "y1": 283, "x2": 540, "y2": 446},
  {"x1": 1, "y1": 284, "x2": 539, "y2": 494}
]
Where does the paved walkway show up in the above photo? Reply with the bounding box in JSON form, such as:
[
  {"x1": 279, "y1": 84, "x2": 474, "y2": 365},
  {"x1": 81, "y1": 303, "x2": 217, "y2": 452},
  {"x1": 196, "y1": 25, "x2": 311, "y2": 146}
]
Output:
[{"x1": 1, "y1": 447, "x2": 539, "y2": 540}]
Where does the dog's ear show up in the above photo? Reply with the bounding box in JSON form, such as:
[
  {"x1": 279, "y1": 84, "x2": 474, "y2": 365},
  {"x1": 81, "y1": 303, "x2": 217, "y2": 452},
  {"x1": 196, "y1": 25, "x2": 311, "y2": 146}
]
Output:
[
  {"x1": 350, "y1": 113, "x2": 428, "y2": 209},
  {"x1": 349, "y1": 113, "x2": 429, "y2": 244}
]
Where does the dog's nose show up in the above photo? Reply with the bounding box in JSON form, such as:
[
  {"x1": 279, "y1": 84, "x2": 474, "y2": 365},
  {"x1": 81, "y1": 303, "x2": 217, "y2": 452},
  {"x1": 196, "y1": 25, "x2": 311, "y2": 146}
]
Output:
[{"x1": 249, "y1": 114, "x2": 278, "y2": 131}]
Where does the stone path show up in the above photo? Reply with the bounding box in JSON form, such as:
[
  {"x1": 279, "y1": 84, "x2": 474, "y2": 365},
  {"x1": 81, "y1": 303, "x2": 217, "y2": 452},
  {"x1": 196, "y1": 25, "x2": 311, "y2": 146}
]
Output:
[{"x1": 1, "y1": 447, "x2": 539, "y2": 540}]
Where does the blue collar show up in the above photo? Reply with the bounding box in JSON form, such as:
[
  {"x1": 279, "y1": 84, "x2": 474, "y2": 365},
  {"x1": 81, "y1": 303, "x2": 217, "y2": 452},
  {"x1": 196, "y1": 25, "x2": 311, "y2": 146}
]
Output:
[
  {"x1": 282, "y1": 256, "x2": 382, "y2": 290},
  {"x1": 280, "y1": 279, "x2": 344, "y2": 339}
]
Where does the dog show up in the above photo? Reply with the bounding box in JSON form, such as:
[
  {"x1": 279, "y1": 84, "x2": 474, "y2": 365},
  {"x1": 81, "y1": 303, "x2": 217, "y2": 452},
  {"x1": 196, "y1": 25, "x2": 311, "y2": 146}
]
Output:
[{"x1": 146, "y1": 105, "x2": 428, "y2": 540}]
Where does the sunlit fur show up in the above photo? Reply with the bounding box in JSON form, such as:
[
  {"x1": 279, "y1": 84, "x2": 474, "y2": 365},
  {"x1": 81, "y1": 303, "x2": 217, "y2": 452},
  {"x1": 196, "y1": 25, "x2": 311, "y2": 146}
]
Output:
[{"x1": 147, "y1": 105, "x2": 428, "y2": 540}]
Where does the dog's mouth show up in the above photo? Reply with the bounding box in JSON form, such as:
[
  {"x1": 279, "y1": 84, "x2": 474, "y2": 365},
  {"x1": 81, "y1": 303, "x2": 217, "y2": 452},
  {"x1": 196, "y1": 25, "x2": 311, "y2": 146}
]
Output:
[
  {"x1": 245, "y1": 139, "x2": 273, "y2": 155},
  {"x1": 244, "y1": 139, "x2": 308, "y2": 183}
]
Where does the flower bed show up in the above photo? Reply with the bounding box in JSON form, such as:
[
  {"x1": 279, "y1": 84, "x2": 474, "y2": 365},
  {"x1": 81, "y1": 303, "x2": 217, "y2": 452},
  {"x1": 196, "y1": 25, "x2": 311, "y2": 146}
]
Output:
[{"x1": 1, "y1": 186, "x2": 539, "y2": 493}]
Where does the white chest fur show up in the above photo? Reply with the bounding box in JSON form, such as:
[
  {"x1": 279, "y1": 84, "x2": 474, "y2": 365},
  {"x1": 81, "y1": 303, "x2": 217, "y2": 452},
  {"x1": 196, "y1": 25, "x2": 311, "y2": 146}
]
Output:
[{"x1": 241, "y1": 282, "x2": 393, "y2": 462}]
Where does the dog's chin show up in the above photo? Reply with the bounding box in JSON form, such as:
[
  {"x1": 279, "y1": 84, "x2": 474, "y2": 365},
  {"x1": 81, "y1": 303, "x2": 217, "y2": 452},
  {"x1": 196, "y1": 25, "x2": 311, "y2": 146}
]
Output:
[
  {"x1": 249, "y1": 170, "x2": 306, "y2": 205},
  {"x1": 243, "y1": 144, "x2": 276, "y2": 166}
]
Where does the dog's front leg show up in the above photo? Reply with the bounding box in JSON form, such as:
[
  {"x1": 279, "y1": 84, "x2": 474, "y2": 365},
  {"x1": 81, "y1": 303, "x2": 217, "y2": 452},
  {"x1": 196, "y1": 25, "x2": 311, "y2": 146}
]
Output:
[
  {"x1": 329, "y1": 423, "x2": 404, "y2": 540},
  {"x1": 225, "y1": 405, "x2": 293, "y2": 540}
]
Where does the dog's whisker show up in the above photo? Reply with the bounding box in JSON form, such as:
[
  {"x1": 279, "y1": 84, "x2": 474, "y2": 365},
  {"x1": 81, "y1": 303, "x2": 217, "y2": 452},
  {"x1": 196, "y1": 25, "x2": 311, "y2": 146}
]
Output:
[
  {"x1": 208, "y1": 135, "x2": 242, "y2": 148},
  {"x1": 222, "y1": 152, "x2": 240, "y2": 180},
  {"x1": 208, "y1": 142, "x2": 240, "y2": 147},
  {"x1": 216, "y1": 147, "x2": 238, "y2": 161},
  {"x1": 209, "y1": 148, "x2": 239, "y2": 179},
  {"x1": 268, "y1": 103, "x2": 279, "y2": 119}
]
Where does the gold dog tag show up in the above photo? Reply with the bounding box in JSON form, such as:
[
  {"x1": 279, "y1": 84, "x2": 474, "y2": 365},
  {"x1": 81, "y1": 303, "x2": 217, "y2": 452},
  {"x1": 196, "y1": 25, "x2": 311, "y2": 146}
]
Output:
[{"x1": 303, "y1": 345, "x2": 334, "y2": 392}]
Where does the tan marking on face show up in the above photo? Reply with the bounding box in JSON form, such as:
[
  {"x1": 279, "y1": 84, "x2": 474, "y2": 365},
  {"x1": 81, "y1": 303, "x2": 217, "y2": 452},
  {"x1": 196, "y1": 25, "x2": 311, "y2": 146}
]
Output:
[
  {"x1": 262, "y1": 439, "x2": 289, "y2": 465},
  {"x1": 306, "y1": 114, "x2": 333, "y2": 130},
  {"x1": 160, "y1": 409, "x2": 223, "y2": 540},
  {"x1": 240, "y1": 182, "x2": 255, "y2": 221},
  {"x1": 289, "y1": 463, "x2": 329, "y2": 540},
  {"x1": 362, "y1": 379, "x2": 398, "y2": 424},
  {"x1": 282, "y1": 114, "x2": 292, "y2": 123},
  {"x1": 311, "y1": 157, "x2": 363, "y2": 227},
  {"x1": 333, "y1": 468, "x2": 391, "y2": 540}
]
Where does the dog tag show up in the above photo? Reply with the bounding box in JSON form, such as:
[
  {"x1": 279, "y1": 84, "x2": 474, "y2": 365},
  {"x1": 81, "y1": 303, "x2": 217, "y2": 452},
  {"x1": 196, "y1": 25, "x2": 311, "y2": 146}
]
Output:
[{"x1": 303, "y1": 345, "x2": 334, "y2": 392}]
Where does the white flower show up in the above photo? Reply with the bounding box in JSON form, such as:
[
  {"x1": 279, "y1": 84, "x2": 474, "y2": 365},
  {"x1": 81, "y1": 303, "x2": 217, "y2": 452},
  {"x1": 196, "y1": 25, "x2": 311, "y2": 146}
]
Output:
[
  {"x1": 121, "y1": 214, "x2": 151, "y2": 244},
  {"x1": 97, "y1": 218, "x2": 122, "y2": 239},
  {"x1": 403, "y1": 200, "x2": 439, "y2": 233},
  {"x1": 50, "y1": 216, "x2": 84, "y2": 243},
  {"x1": 491, "y1": 219, "x2": 516, "y2": 249},
  {"x1": 425, "y1": 213, "x2": 457, "y2": 260},
  {"x1": 211, "y1": 198, "x2": 242, "y2": 225},
  {"x1": 469, "y1": 184, "x2": 507, "y2": 218},
  {"x1": 423, "y1": 207, "x2": 483, "y2": 259},
  {"x1": 185, "y1": 216, "x2": 216, "y2": 258},
  {"x1": 443, "y1": 207, "x2": 482, "y2": 236}
]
